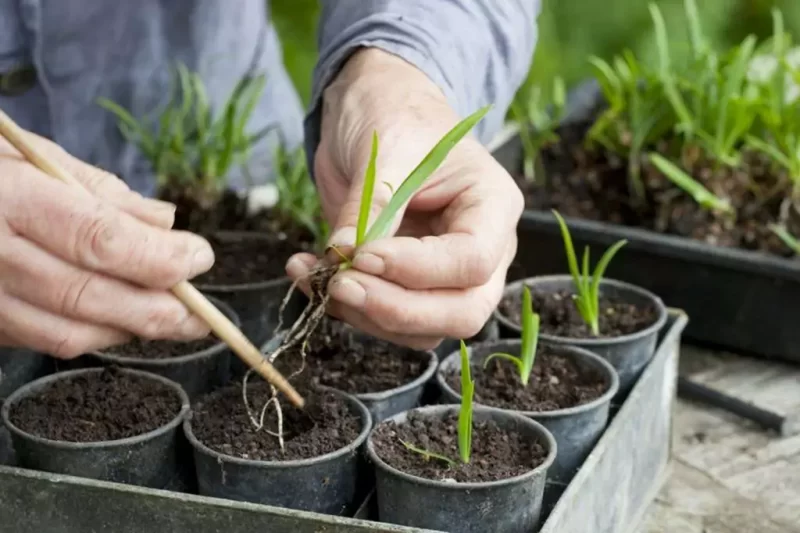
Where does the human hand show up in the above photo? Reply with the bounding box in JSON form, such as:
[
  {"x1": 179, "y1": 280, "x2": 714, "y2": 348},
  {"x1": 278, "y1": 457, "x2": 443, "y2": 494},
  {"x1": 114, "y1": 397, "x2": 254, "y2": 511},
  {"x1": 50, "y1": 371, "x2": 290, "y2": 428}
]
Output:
[
  {"x1": 0, "y1": 129, "x2": 215, "y2": 358},
  {"x1": 286, "y1": 49, "x2": 523, "y2": 350}
]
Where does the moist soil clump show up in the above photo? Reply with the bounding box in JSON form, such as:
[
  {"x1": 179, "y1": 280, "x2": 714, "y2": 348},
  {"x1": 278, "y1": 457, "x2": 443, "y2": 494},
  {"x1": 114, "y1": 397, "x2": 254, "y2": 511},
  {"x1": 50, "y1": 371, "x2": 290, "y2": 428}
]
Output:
[
  {"x1": 191, "y1": 383, "x2": 361, "y2": 461},
  {"x1": 275, "y1": 318, "x2": 426, "y2": 394},
  {"x1": 517, "y1": 113, "x2": 800, "y2": 257},
  {"x1": 8, "y1": 367, "x2": 182, "y2": 442},
  {"x1": 105, "y1": 336, "x2": 220, "y2": 359},
  {"x1": 371, "y1": 411, "x2": 548, "y2": 483},
  {"x1": 445, "y1": 351, "x2": 607, "y2": 412},
  {"x1": 500, "y1": 286, "x2": 659, "y2": 338}
]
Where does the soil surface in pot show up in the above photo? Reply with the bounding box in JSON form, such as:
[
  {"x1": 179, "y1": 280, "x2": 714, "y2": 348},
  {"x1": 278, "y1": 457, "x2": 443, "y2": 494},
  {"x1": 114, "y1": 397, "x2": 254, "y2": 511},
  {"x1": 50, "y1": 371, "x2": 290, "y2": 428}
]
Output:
[
  {"x1": 444, "y1": 351, "x2": 607, "y2": 411},
  {"x1": 7, "y1": 367, "x2": 182, "y2": 442},
  {"x1": 517, "y1": 110, "x2": 800, "y2": 257},
  {"x1": 499, "y1": 286, "x2": 659, "y2": 338},
  {"x1": 371, "y1": 411, "x2": 547, "y2": 483},
  {"x1": 162, "y1": 188, "x2": 317, "y2": 284},
  {"x1": 103, "y1": 336, "x2": 220, "y2": 359},
  {"x1": 191, "y1": 383, "x2": 361, "y2": 461},
  {"x1": 275, "y1": 318, "x2": 426, "y2": 395}
]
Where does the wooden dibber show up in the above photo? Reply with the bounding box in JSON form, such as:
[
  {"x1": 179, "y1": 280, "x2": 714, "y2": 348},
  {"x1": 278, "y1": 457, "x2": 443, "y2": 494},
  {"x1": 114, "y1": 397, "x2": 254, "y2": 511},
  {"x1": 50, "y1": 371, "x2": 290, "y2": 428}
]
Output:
[{"x1": 0, "y1": 110, "x2": 304, "y2": 408}]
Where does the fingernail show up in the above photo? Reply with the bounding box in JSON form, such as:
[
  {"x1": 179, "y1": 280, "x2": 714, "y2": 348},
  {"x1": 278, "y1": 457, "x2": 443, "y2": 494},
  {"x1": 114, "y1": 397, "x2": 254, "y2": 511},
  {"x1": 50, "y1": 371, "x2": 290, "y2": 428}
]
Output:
[
  {"x1": 328, "y1": 227, "x2": 356, "y2": 248},
  {"x1": 179, "y1": 315, "x2": 211, "y2": 339},
  {"x1": 329, "y1": 276, "x2": 367, "y2": 308},
  {"x1": 145, "y1": 198, "x2": 177, "y2": 214},
  {"x1": 190, "y1": 239, "x2": 216, "y2": 277},
  {"x1": 352, "y1": 252, "x2": 385, "y2": 275}
]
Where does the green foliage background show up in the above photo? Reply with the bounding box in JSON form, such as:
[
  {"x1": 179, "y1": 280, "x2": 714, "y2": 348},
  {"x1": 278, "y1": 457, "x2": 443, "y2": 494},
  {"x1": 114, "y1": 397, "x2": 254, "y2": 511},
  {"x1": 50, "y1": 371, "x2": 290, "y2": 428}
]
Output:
[{"x1": 270, "y1": 0, "x2": 800, "y2": 108}]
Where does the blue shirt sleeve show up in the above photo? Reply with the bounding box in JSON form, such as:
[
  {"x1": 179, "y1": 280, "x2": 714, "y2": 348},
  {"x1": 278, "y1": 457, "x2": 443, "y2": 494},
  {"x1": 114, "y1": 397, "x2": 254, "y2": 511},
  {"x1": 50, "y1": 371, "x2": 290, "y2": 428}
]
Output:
[{"x1": 302, "y1": 0, "x2": 541, "y2": 176}]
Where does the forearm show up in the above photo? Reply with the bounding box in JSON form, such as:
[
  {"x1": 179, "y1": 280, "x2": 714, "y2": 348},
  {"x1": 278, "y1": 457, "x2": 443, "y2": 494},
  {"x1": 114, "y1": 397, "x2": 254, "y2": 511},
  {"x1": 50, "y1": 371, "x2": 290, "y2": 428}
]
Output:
[{"x1": 303, "y1": 0, "x2": 541, "y2": 171}]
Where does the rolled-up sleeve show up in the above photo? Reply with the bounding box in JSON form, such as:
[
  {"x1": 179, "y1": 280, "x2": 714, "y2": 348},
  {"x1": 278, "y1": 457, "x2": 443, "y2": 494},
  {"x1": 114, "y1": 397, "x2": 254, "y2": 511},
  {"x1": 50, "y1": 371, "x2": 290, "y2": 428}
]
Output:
[{"x1": 302, "y1": 0, "x2": 541, "y2": 172}]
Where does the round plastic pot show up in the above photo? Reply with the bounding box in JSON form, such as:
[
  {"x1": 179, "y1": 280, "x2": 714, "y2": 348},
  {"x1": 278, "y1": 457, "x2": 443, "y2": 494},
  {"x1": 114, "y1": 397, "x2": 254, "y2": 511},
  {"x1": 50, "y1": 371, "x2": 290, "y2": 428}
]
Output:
[
  {"x1": 495, "y1": 275, "x2": 667, "y2": 396},
  {"x1": 82, "y1": 296, "x2": 240, "y2": 399},
  {"x1": 194, "y1": 231, "x2": 307, "y2": 359},
  {"x1": 436, "y1": 339, "x2": 618, "y2": 487},
  {"x1": 0, "y1": 367, "x2": 190, "y2": 488},
  {"x1": 366, "y1": 404, "x2": 557, "y2": 533},
  {"x1": 0, "y1": 347, "x2": 53, "y2": 400},
  {"x1": 262, "y1": 330, "x2": 439, "y2": 425},
  {"x1": 184, "y1": 386, "x2": 372, "y2": 515}
]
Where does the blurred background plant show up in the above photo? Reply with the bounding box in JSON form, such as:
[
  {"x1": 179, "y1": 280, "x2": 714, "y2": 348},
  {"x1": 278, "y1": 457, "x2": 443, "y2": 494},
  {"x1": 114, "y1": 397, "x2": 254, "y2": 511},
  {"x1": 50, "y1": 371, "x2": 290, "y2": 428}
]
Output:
[{"x1": 270, "y1": 0, "x2": 800, "y2": 109}]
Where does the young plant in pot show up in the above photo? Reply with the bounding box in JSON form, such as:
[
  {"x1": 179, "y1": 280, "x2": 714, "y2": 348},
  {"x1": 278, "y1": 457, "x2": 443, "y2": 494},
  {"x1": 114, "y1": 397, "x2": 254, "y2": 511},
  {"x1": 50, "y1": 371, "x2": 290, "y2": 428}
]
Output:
[
  {"x1": 437, "y1": 286, "x2": 618, "y2": 496},
  {"x1": 99, "y1": 64, "x2": 325, "y2": 347},
  {"x1": 367, "y1": 341, "x2": 557, "y2": 533},
  {"x1": 495, "y1": 210, "x2": 667, "y2": 396},
  {"x1": 74, "y1": 296, "x2": 240, "y2": 399},
  {"x1": 1, "y1": 366, "x2": 190, "y2": 489},
  {"x1": 264, "y1": 316, "x2": 438, "y2": 424}
]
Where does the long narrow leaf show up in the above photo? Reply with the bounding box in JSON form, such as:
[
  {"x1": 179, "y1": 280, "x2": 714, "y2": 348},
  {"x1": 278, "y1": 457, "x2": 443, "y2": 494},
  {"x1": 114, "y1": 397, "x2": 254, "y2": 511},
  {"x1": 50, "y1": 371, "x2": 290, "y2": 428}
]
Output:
[
  {"x1": 482, "y1": 352, "x2": 524, "y2": 374},
  {"x1": 519, "y1": 285, "x2": 540, "y2": 385},
  {"x1": 357, "y1": 133, "x2": 379, "y2": 246},
  {"x1": 458, "y1": 340, "x2": 474, "y2": 464},
  {"x1": 401, "y1": 441, "x2": 456, "y2": 466},
  {"x1": 552, "y1": 210, "x2": 583, "y2": 293},
  {"x1": 588, "y1": 239, "x2": 627, "y2": 336},
  {"x1": 770, "y1": 224, "x2": 800, "y2": 254},
  {"x1": 363, "y1": 106, "x2": 490, "y2": 243},
  {"x1": 648, "y1": 153, "x2": 733, "y2": 213}
]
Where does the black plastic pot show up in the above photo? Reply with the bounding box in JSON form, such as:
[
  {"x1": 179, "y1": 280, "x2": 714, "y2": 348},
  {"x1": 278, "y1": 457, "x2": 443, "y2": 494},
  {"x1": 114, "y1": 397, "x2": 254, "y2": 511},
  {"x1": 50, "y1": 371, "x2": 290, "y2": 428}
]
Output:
[
  {"x1": 0, "y1": 368, "x2": 190, "y2": 488},
  {"x1": 366, "y1": 404, "x2": 557, "y2": 533},
  {"x1": 495, "y1": 275, "x2": 667, "y2": 396},
  {"x1": 184, "y1": 386, "x2": 372, "y2": 515},
  {"x1": 262, "y1": 329, "x2": 439, "y2": 424},
  {"x1": 81, "y1": 296, "x2": 240, "y2": 399},
  {"x1": 490, "y1": 78, "x2": 800, "y2": 364},
  {"x1": 194, "y1": 231, "x2": 307, "y2": 363},
  {"x1": 436, "y1": 339, "x2": 618, "y2": 490},
  {"x1": 0, "y1": 347, "x2": 54, "y2": 400}
]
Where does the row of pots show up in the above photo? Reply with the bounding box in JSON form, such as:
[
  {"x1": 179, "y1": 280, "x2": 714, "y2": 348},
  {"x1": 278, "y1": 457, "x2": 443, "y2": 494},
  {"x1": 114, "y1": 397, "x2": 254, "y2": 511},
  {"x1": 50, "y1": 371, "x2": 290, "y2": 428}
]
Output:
[{"x1": 0, "y1": 273, "x2": 667, "y2": 533}]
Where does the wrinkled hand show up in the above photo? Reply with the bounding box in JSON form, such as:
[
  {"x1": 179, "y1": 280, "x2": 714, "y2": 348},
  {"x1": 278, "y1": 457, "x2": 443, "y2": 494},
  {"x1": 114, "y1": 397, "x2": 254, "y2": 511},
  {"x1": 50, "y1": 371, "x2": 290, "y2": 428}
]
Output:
[
  {"x1": 0, "y1": 130, "x2": 214, "y2": 358},
  {"x1": 286, "y1": 49, "x2": 523, "y2": 350}
]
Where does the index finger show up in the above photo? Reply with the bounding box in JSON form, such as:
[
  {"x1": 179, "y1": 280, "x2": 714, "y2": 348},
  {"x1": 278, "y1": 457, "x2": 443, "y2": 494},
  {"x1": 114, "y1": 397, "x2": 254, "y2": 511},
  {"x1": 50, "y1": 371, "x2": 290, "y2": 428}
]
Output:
[{"x1": 352, "y1": 161, "x2": 523, "y2": 290}]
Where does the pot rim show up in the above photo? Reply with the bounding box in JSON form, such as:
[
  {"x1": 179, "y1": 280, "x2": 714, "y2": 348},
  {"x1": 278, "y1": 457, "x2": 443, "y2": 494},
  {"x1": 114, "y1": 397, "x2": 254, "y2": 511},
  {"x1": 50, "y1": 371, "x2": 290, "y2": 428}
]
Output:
[
  {"x1": 89, "y1": 296, "x2": 240, "y2": 366},
  {"x1": 1, "y1": 367, "x2": 190, "y2": 450},
  {"x1": 435, "y1": 340, "x2": 620, "y2": 418},
  {"x1": 183, "y1": 385, "x2": 372, "y2": 468},
  {"x1": 493, "y1": 275, "x2": 669, "y2": 346},
  {"x1": 366, "y1": 404, "x2": 557, "y2": 490}
]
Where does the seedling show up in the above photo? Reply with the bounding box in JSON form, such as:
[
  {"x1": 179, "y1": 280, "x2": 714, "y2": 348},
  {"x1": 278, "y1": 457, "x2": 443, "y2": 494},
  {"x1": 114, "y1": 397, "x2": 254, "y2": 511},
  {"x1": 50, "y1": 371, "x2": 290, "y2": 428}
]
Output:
[
  {"x1": 770, "y1": 224, "x2": 800, "y2": 255},
  {"x1": 273, "y1": 144, "x2": 329, "y2": 247},
  {"x1": 244, "y1": 107, "x2": 490, "y2": 452},
  {"x1": 512, "y1": 77, "x2": 566, "y2": 184},
  {"x1": 483, "y1": 286, "x2": 540, "y2": 386},
  {"x1": 552, "y1": 210, "x2": 626, "y2": 337},
  {"x1": 98, "y1": 64, "x2": 271, "y2": 206},
  {"x1": 647, "y1": 153, "x2": 734, "y2": 214},
  {"x1": 402, "y1": 340, "x2": 474, "y2": 466}
]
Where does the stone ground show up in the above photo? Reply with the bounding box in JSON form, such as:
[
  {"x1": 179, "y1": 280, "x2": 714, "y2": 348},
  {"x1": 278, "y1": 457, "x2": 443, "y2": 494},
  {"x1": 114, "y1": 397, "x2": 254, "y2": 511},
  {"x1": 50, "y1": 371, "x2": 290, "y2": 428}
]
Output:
[{"x1": 640, "y1": 345, "x2": 800, "y2": 533}]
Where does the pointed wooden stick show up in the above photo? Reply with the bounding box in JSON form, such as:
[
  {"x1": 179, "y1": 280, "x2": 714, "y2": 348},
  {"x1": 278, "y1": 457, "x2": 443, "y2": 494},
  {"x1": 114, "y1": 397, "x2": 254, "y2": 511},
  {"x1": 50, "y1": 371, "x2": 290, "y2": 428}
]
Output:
[{"x1": 0, "y1": 109, "x2": 304, "y2": 408}]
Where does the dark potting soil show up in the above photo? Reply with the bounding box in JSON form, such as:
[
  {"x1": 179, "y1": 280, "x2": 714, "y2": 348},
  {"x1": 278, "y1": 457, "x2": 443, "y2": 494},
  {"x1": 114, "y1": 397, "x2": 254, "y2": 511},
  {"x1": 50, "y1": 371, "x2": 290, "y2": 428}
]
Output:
[
  {"x1": 103, "y1": 336, "x2": 220, "y2": 359},
  {"x1": 499, "y1": 286, "x2": 659, "y2": 338},
  {"x1": 162, "y1": 188, "x2": 317, "y2": 285},
  {"x1": 518, "y1": 115, "x2": 800, "y2": 257},
  {"x1": 371, "y1": 411, "x2": 548, "y2": 483},
  {"x1": 275, "y1": 319, "x2": 426, "y2": 395},
  {"x1": 8, "y1": 367, "x2": 182, "y2": 442},
  {"x1": 444, "y1": 350, "x2": 607, "y2": 412},
  {"x1": 190, "y1": 383, "x2": 361, "y2": 461}
]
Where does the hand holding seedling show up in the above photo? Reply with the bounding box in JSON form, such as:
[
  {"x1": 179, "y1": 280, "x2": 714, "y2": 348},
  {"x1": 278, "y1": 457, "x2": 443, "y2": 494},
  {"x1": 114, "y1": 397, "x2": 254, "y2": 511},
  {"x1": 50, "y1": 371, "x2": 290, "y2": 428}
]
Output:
[
  {"x1": 0, "y1": 128, "x2": 214, "y2": 358},
  {"x1": 286, "y1": 49, "x2": 523, "y2": 350}
]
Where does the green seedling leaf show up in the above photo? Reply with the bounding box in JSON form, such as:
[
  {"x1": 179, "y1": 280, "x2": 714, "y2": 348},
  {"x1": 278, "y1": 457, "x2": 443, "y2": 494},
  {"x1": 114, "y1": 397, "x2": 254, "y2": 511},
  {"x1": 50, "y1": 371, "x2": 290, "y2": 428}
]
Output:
[
  {"x1": 769, "y1": 224, "x2": 800, "y2": 255},
  {"x1": 485, "y1": 286, "x2": 541, "y2": 385},
  {"x1": 363, "y1": 106, "x2": 490, "y2": 243},
  {"x1": 552, "y1": 209, "x2": 625, "y2": 336},
  {"x1": 401, "y1": 441, "x2": 456, "y2": 466},
  {"x1": 458, "y1": 340, "x2": 474, "y2": 464},
  {"x1": 648, "y1": 153, "x2": 734, "y2": 214},
  {"x1": 356, "y1": 132, "x2": 379, "y2": 247}
]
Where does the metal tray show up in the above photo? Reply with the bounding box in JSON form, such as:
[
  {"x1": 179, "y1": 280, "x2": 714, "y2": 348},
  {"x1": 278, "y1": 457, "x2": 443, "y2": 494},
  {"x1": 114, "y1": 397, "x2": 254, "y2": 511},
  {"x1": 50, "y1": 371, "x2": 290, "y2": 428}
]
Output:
[
  {"x1": 0, "y1": 311, "x2": 686, "y2": 532},
  {"x1": 487, "y1": 83, "x2": 800, "y2": 363}
]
